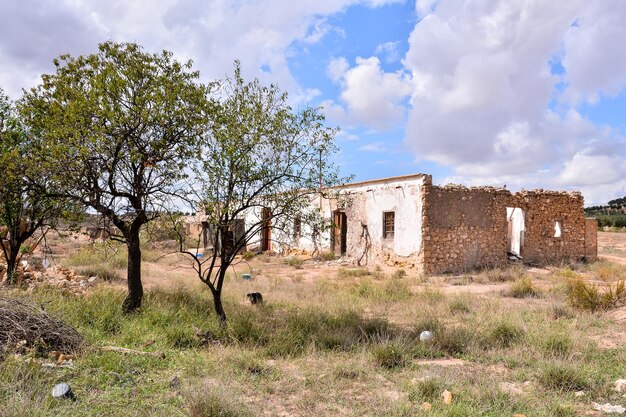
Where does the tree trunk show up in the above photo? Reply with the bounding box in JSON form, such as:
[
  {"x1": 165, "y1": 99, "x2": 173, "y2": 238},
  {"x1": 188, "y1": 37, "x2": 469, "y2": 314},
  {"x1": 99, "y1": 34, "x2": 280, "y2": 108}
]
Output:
[
  {"x1": 211, "y1": 288, "x2": 227, "y2": 325},
  {"x1": 122, "y1": 229, "x2": 143, "y2": 313},
  {"x1": 5, "y1": 247, "x2": 18, "y2": 286}
]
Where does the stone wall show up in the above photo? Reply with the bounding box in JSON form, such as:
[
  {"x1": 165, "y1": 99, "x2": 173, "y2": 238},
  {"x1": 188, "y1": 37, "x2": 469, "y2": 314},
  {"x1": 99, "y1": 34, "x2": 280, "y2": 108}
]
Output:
[
  {"x1": 584, "y1": 218, "x2": 598, "y2": 261},
  {"x1": 421, "y1": 179, "x2": 590, "y2": 274},
  {"x1": 516, "y1": 191, "x2": 585, "y2": 265},
  {"x1": 421, "y1": 180, "x2": 512, "y2": 274}
]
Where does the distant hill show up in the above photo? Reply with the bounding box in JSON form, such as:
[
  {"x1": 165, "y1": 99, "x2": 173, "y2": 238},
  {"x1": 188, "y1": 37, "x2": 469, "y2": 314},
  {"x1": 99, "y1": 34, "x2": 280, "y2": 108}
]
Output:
[{"x1": 585, "y1": 196, "x2": 626, "y2": 228}]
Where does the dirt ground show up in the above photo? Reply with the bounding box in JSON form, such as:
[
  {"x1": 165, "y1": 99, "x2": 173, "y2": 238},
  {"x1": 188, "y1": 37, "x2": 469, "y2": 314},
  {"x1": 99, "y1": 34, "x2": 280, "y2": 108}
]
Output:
[{"x1": 598, "y1": 231, "x2": 626, "y2": 265}]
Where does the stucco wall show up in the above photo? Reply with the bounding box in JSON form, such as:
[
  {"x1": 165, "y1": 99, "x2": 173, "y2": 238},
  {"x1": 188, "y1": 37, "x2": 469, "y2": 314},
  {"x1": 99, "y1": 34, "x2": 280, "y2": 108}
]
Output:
[{"x1": 339, "y1": 175, "x2": 425, "y2": 268}]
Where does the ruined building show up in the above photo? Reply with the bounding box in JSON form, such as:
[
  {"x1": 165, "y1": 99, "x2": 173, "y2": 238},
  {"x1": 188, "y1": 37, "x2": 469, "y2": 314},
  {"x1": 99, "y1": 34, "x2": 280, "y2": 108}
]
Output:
[
  {"x1": 192, "y1": 173, "x2": 597, "y2": 274},
  {"x1": 316, "y1": 173, "x2": 597, "y2": 274}
]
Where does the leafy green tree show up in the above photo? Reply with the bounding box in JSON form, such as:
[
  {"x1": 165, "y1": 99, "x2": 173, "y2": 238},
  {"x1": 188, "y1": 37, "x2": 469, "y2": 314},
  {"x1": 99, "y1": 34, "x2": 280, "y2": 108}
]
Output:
[
  {"x1": 174, "y1": 62, "x2": 348, "y2": 323},
  {"x1": 20, "y1": 42, "x2": 210, "y2": 312},
  {"x1": 0, "y1": 88, "x2": 78, "y2": 284}
]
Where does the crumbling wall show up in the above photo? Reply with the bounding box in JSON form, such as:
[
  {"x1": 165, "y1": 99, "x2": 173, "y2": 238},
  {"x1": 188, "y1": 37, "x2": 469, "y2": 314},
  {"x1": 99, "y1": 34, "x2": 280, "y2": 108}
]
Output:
[
  {"x1": 584, "y1": 218, "x2": 598, "y2": 261},
  {"x1": 517, "y1": 191, "x2": 585, "y2": 264},
  {"x1": 421, "y1": 181, "x2": 512, "y2": 274},
  {"x1": 422, "y1": 181, "x2": 589, "y2": 274}
]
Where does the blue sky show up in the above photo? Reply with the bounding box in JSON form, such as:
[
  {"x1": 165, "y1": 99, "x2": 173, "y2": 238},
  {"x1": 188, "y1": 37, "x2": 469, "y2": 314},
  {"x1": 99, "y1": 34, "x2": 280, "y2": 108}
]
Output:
[{"x1": 2, "y1": 0, "x2": 626, "y2": 204}]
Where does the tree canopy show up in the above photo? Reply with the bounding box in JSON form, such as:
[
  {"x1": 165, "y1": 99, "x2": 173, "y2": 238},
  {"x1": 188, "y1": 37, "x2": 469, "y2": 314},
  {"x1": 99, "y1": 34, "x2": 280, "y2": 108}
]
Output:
[
  {"x1": 19, "y1": 42, "x2": 211, "y2": 311},
  {"x1": 0, "y1": 88, "x2": 77, "y2": 284}
]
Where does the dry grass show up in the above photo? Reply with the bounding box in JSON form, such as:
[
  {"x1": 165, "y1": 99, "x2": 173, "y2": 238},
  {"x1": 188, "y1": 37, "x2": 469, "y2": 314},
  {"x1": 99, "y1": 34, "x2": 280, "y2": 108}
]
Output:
[{"x1": 1, "y1": 233, "x2": 625, "y2": 416}]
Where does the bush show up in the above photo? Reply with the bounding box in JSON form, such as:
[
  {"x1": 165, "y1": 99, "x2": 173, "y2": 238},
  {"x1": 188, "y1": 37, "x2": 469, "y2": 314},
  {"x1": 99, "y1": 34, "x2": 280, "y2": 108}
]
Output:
[
  {"x1": 538, "y1": 363, "x2": 589, "y2": 391},
  {"x1": 542, "y1": 333, "x2": 573, "y2": 356},
  {"x1": 186, "y1": 388, "x2": 249, "y2": 417},
  {"x1": 566, "y1": 278, "x2": 626, "y2": 311},
  {"x1": 480, "y1": 321, "x2": 524, "y2": 349},
  {"x1": 284, "y1": 257, "x2": 304, "y2": 269},
  {"x1": 408, "y1": 378, "x2": 442, "y2": 403},
  {"x1": 507, "y1": 276, "x2": 541, "y2": 298},
  {"x1": 372, "y1": 342, "x2": 409, "y2": 369}
]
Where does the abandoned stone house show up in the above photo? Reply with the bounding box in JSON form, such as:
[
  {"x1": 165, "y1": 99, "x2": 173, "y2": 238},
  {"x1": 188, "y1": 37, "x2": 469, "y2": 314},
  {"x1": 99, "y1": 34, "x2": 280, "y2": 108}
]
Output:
[{"x1": 190, "y1": 173, "x2": 597, "y2": 275}]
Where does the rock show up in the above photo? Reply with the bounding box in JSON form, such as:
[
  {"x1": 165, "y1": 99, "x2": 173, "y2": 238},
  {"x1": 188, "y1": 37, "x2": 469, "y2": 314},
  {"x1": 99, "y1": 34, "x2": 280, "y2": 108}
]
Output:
[
  {"x1": 421, "y1": 402, "x2": 432, "y2": 411},
  {"x1": 616, "y1": 379, "x2": 626, "y2": 393},
  {"x1": 51, "y1": 383, "x2": 75, "y2": 400},
  {"x1": 441, "y1": 389, "x2": 453, "y2": 405},
  {"x1": 87, "y1": 276, "x2": 99, "y2": 285},
  {"x1": 419, "y1": 331, "x2": 433, "y2": 342},
  {"x1": 574, "y1": 390, "x2": 585, "y2": 397},
  {"x1": 593, "y1": 402, "x2": 625, "y2": 414},
  {"x1": 513, "y1": 414, "x2": 527, "y2": 417}
]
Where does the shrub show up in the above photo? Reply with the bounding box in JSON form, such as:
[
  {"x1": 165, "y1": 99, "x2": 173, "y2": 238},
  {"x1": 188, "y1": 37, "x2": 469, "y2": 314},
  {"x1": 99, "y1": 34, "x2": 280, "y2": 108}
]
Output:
[
  {"x1": 408, "y1": 378, "x2": 442, "y2": 403},
  {"x1": 284, "y1": 257, "x2": 304, "y2": 268},
  {"x1": 186, "y1": 388, "x2": 249, "y2": 417},
  {"x1": 372, "y1": 342, "x2": 409, "y2": 369},
  {"x1": 338, "y1": 268, "x2": 370, "y2": 278},
  {"x1": 507, "y1": 276, "x2": 541, "y2": 298},
  {"x1": 538, "y1": 363, "x2": 589, "y2": 391},
  {"x1": 566, "y1": 278, "x2": 626, "y2": 311},
  {"x1": 542, "y1": 333, "x2": 573, "y2": 356},
  {"x1": 480, "y1": 321, "x2": 524, "y2": 349}
]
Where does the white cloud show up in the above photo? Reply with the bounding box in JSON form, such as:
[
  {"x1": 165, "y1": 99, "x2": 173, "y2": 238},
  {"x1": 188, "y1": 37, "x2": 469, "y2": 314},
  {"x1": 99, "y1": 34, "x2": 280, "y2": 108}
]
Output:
[
  {"x1": 324, "y1": 56, "x2": 413, "y2": 130},
  {"x1": 326, "y1": 57, "x2": 350, "y2": 83},
  {"x1": 375, "y1": 41, "x2": 401, "y2": 63},
  {"x1": 562, "y1": 0, "x2": 626, "y2": 104},
  {"x1": 0, "y1": 0, "x2": 394, "y2": 100},
  {"x1": 358, "y1": 141, "x2": 388, "y2": 152},
  {"x1": 397, "y1": 0, "x2": 626, "y2": 204}
]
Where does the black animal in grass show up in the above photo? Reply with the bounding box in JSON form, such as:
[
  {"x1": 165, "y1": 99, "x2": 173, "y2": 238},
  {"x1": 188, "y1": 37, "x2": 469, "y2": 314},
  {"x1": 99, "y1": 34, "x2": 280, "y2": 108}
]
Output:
[{"x1": 246, "y1": 292, "x2": 263, "y2": 305}]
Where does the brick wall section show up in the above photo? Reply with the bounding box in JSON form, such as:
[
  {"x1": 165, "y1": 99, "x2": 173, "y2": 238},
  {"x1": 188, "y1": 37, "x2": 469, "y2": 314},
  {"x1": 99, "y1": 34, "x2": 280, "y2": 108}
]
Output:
[
  {"x1": 421, "y1": 180, "x2": 590, "y2": 274},
  {"x1": 584, "y1": 218, "x2": 598, "y2": 261}
]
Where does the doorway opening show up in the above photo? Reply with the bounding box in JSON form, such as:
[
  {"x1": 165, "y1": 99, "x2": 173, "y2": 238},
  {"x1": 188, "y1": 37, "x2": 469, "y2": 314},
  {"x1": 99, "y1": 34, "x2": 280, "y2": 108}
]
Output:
[
  {"x1": 332, "y1": 210, "x2": 347, "y2": 256},
  {"x1": 506, "y1": 207, "x2": 525, "y2": 257}
]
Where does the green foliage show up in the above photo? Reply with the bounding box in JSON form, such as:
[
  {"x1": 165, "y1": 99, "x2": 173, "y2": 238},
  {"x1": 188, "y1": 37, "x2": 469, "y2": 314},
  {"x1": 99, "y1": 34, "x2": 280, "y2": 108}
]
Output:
[
  {"x1": 371, "y1": 342, "x2": 409, "y2": 369},
  {"x1": 186, "y1": 388, "x2": 249, "y2": 417},
  {"x1": 0, "y1": 88, "x2": 79, "y2": 283},
  {"x1": 566, "y1": 278, "x2": 626, "y2": 311},
  {"x1": 507, "y1": 276, "x2": 542, "y2": 298},
  {"x1": 538, "y1": 363, "x2": 590, "y2": 391},
  {"x1": 20, "y1": 41, "x2": 211, "y2": 309}
]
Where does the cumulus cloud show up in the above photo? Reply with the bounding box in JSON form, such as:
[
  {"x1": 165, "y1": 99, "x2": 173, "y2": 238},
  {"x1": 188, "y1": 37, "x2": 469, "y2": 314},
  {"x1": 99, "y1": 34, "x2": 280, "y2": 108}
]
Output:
[
  {"x1": 399, "y1": 0, "x2": 626, "y2": 204},
  {"x1": 324, "y1": 56, "x2": 413, "y2": 130},
  {"x1": 0, "y1": 0, "x2": 393, "y2": 100}
]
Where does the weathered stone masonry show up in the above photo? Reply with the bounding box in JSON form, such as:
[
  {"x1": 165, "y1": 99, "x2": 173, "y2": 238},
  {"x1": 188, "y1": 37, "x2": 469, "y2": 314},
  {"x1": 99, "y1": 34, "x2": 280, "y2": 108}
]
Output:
[{"x1": 421, "y1": 175, "x2": 597, "y2": 274}]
